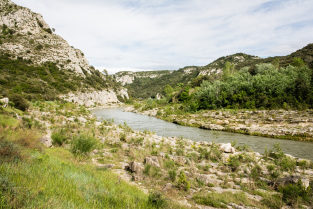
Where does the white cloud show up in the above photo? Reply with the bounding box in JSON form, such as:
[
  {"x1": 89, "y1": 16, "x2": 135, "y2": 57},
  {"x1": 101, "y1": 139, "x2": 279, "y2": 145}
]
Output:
[{"x1": 13, "y1": 0, "x2": 313, "y2": 72}]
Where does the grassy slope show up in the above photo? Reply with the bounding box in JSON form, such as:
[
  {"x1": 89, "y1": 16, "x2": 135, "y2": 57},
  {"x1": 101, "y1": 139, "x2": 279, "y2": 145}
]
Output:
[
  {"x1": 0, "y1": 106, "x2": 180, "y2": 208},
  {"x1": 1, "y1": 148, "x2": 153, "y2": 208}
]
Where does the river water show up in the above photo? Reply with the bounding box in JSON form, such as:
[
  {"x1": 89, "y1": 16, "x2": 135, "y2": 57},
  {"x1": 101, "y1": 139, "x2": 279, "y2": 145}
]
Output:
[{"x1": 91, "y1": 107, "x2": 313, "y2": 161}]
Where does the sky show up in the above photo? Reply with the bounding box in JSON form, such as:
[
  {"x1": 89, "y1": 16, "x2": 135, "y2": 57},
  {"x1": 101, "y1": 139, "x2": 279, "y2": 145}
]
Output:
[{"x1": 13, "y1": 0, "x2": 313, "y2": 74}]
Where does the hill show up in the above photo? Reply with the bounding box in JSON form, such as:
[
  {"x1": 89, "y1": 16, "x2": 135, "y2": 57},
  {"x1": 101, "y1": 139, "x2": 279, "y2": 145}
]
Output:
[
  {"x1": 0, "y1": 0, "x2": 126, "y2": 106},
  {"x1": 119, "y1": 44, "x2": 313, "y2": 99}
]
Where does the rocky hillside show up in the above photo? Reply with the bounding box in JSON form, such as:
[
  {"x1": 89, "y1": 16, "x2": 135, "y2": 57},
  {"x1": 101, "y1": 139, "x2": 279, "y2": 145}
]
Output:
[
  {"x1": 119, "y1": 44, "x2": 313, "y2": 99},
  {"x1": 0, "y1": 0, "x2": 128, "y2": 105},
  {"x1": 199, "y1": 53, "x2": 261, "y2": 76},
  {"x1": 0, "y1": 0, "x2": 91, "y2": 75},
  {"x1": 114, "y1": 70, "x2": 172, "y2": 85}
]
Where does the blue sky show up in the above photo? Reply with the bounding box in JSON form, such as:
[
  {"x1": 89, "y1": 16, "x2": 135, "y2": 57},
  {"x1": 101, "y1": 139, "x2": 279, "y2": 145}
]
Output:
[{"x1": 13, "y1": 0, "x2": 313, "y2": 74}]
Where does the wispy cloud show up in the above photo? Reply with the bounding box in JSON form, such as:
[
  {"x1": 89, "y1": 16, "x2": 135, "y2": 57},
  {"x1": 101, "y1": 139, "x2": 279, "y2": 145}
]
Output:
[{"x1": 13, "y1": 0, "x2": 313, "y2": 72}]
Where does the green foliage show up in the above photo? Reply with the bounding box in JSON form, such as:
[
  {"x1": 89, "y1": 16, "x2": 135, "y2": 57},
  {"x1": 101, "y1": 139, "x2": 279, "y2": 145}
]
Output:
[
  {"x1": 279, "y1": 180, "x2": 313, "y2": 207},
  {"x1": 0, "y1": 53, "x2": 121, "y2": 101},
  {"x1": 164, "y1": 84, "x2": 174, "y2": 98},
  {"x1": 70, "y1": 134, "x2": 97, "y2": 158},
  {"x1": 0, "y1": 137, "x2": 21, "y2": 163},
  {"x1": 193, "y1": 192, "x2": 255, "y2": 208},
  {"x1": 177, "y1": 171, "x2": 190, "y2": 191},
  {"x1": 148, "y1": 191, "x2": 168, "y2": 208},
  {"x1": 0, "y1": 148, "x2": 162, "y2": 208},
  {"x1": 125, "y1": 67, "x2": 199, "y2": 99},
  {"x1": 168, "y1": 170, "x2": 176, "y2": 182},
  {"x1": 195, "y1": 64, "x2": 313, "y2": 110},
  {"x1": 8, "y1": 94, "x2": 29, "y2": 111},
  {"x1": 228, "y1": 155, "x2": 240, "y2": 171},
  {"x1": 51, "y1": 130, "x2": 67, "y2": 146}
]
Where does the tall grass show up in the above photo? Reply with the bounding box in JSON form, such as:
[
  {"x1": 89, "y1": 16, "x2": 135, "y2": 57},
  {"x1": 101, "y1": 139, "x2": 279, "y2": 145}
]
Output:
[{"x1": 0, "y1": 148, "x2": 160, "y2": 208}]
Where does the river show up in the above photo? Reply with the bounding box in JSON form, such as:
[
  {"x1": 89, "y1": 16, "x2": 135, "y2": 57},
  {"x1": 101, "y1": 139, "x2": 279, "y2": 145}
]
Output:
[{"x1": 91, "y1": 107, "x2": 313, "y2": 161}]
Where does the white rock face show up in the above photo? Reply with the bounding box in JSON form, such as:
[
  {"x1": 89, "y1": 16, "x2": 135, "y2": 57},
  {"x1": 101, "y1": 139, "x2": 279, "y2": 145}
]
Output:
[
  {"x1": 115, "y1": 71, "x2": 172, "y2": 85},
  {"x1": 116, "y1": 74, "x2": 135, "y2": 85},
  {"x1": 63, "y1": 90, "x2": 119, "y2": 107},
  {"x1": 0, "y1": 0, "x2": 91, "y2": 75}
]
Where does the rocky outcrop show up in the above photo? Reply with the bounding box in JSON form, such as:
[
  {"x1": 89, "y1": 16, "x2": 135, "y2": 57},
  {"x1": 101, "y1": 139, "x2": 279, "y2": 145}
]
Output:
[
  {"x1": 0, "y1": 0, "x2": 91, "y2": 75},
  {"x1": 62, "y1": 89, "x2": 129, "y2": 107},
  {"x1": 115, "y1": 70, "x2": 172, "y2": 85},
  {"x1": 0, "y1": 97, "x2": 9, "y2": 107},
  {"x1": 220, "y1": 143, "x2": 235, "y2": 153}
]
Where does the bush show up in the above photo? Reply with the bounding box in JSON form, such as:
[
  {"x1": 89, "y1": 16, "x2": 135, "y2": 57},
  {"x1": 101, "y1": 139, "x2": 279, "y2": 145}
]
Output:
[
  {"x1": 148, "y1": 191, "x2": 168, "y2": 208},
  {"x1": 8, "y1": 94, "x2": 29, "y2": 111},
  {"x1": 143, "y1": 164, "x2": 151, "y2": 176},
  {"x1": 279, "y1": 180, "x2": 312, "y2": 207},
  {"x1": 51, "y1": 131, "x2": 67, "y2": 146},
  {"x1": 70, "y1": 135, "x2": 97, "y2": 158},
  {"x1": 0, "y1": 137, "x2": 21, "y2": 163},
  {"x1": 177, "y1": 171, "x2": 190, "y2": 191},
  {"x1": 168, "y1": 170, "x2": 176, "y2": 182}
]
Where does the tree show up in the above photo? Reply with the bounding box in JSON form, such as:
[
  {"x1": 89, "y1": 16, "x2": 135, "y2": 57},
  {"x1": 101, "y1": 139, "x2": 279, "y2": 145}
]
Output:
[
  {"x1": 291, "y1": 57, "x2": 305, "y2": 68},
  {"x1": 163, "y1": 84, "x2": 173, "y2": 98}
]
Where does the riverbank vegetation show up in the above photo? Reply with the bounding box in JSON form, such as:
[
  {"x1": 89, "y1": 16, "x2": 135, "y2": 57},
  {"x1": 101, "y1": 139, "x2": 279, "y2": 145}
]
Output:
[{"x1": 156, "y1": 58, "x2": 313, "y2": 112}]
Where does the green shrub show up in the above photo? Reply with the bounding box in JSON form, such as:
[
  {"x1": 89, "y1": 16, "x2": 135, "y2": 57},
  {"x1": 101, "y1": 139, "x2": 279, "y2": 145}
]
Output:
[
  {"x1": 143, "y1": 164, "x2": 151, "y2": 176},
  {"x1": 0, "y1": 137, "x2": 21, "y2": 163},
  {"x1": 8, "y1": 94, "x2": 29, "y2": 111},
  {"x1": 164, "y1": 160, "x2": 175, "y2": 169},
  {"x1": 35, "y1": 44, "x2": 43, "y2": 50},
  {"x1": 168, "y1": 170, "x2": 176, "y2": 182},
  {"x1": 279, "y1": 180, "x2": 312, "y2": 207},
  {"x1": 120, "y1": 132, "x2": 126, "y2": 142},
  {"x1": 51, "y1": 131, "x2": 67, "y2": 146},
  {"x1": 177, "y1": 171, "x2": 190, "y2": 191},
  {"x1": 228, "y1": 156, "x2": 240, "y2": 171},
  {"x1": 148, "y1": 191, "x2": 168, "y2": 208},
  {"x1": 70, "y1": 135, "x2": 97, "y2": 158}
]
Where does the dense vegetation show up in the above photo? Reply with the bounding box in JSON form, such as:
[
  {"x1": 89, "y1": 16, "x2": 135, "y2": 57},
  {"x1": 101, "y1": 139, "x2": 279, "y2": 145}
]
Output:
[
  {"x1": 0, "y1": 53, "x2": 121, "y2": 102},
  {"x1": 123, "y1": 44, "x2": 313, "y2": 105},
  {"x1": 193, "y1": 61, "x2": 313, "y2": 110},
  {"x1": 125, "y1": 67, "x2": 200, "y2": 99}
]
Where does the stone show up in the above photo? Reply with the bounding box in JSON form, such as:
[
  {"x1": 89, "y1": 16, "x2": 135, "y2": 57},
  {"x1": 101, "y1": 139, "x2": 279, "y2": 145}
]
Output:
[
  {"x1": 38, "y1": 135, "x2": 52, "y2": 147},
  {"x1": 271, "y1": 175, "x2": 310, "y2": 189},
  {"x1": 132, "y1": 175, "x2": 144, "y2": 181},
  {"x1": 220, "y1": 143, "x2": 235, "y2": 153},
  {"x1": 0, "y1": 98, "x2": 9, "y2": 107},
  {"x1": 162, "y1": 183, "x2": 173, "y2": 191},
  {"x1": 196, "y1": 174, "x2": 222, "y2": 186},
  {"x1": 144, "y1": 156, "x2": 160, "y2": 167},
  {"x1": 126, "y1": 161, "x2": 144, "y2": 174}
]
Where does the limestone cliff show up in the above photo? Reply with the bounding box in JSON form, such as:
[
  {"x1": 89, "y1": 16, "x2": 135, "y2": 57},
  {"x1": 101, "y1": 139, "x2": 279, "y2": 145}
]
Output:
[
  {"x1": 114, "y1": 70, "x2": 172, "y2": 85},
  {"x1": 62, "y1": 89, "x2": 129, "y2": 107},
  {"x1": 0, "y1": 0, "x2": 129, "y2": 104},
  {"x1": 0, "y1": 0, "x2": 91, "y2": 75}
]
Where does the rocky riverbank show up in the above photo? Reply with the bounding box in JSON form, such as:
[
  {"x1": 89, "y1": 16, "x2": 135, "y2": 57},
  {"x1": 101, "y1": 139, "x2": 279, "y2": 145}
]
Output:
[
  {"x1": 127, "y1": 106, "x2": 313, "y2": 142},
  {"x1": 29, "y1": 102, "x2": 313, "y2": 208}
]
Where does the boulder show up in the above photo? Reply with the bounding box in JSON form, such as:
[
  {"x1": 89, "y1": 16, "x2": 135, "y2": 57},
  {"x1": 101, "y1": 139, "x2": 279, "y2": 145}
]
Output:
[
  {"x1": 0, "y1": 98, "x2": 9, "y2": 107},
  {"x1": 126, "y1": 161, "x2": 144, "y2": 174},
  {"x1": 162, "y1": 183, "x2": 173, "y2": 191},
  {"x1": 38, "y1": 135, "x2": 52, "y2": 147},
  {"x1": 270, "y1": 175, "x2": 310, "y2": 189},
  {"x1": 144, "y1": 156, "x2": 160, "y2": 167},
  {"x1": 220, "y1": 143, "x2": 235, "y2": 153}
]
